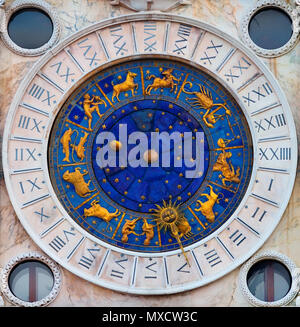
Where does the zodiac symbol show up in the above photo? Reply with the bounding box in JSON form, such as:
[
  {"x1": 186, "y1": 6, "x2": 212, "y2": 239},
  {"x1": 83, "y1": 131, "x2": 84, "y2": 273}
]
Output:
[
  {"x1": 71, "y1": 131, "x2": 89, "y2": 162},
  {"x1": 121, "y1": 217, "x2": 142, "y2": 243},
  {"x1": 213, "y1": 138, "x2": 241, "y2": 186},
  {"x1": 83, "y1": 93, "x2": 106, "y2": 131},
  {"x1": 62, "y1": 167, "x2": 95, "y2": 197},
  {"x1": 142, "y1": 219, "x2": 155, "y2": 246},
  {"x1": 111, "y1": 71, "x2": 138, "y2": 102},
  {"x1": 176, "y1": 218, "x2": 193, "y2": 240},
  {"x1": 145, "y1": 68, "x2": 181, "y2": 95},
  {"x1": 182, "y1": 82, "x2": 232, "y2": 128},
  {"x1": 83, "y1": 200, "x2": 121, "y2": 223},
  {"x1": 195, "y1": 185, "x2": 221, "y2": 223},
  {"x1": 60, "y1": 128, "x2": 73, "y2": 162}
]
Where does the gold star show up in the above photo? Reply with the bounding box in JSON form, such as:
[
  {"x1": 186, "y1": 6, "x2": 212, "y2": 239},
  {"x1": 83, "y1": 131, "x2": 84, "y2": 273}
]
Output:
[
  {"x1": 102, "y1": 124, "x2": 106, "y2": 129},
  {"x1": 114, "y1": 178, "x2": 119, "y2": 183},
  {"x1": 118, "y1": 75, "x2": 122, "y2": 80}
]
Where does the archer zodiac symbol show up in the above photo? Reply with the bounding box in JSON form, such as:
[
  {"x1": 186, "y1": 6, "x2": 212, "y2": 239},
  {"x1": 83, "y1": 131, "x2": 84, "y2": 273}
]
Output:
[
  {"x1": 111, "y1": 71, "x2": 138, "y2": 102},
  {"x1": 195, "y1": 185, "x2": 222, "y2": 223},
  {"x1": 62, "y1": 167, "x2": 95, "y2": 197},
  {"x1": 182, "y1": 82, "x2": 232, "y2": 128},
  {"x1": 213, "y1": 138, "x2": 241, "y2": 187},
  {"x1": 83, "y1": 93, "x2": 106, "y2": 131},
  {"x1": 145, "y1": 68, "x2": 181, "y2": 95},
  {"x1": 83, "y1": 200, "x2": 121, "y2": 223}
]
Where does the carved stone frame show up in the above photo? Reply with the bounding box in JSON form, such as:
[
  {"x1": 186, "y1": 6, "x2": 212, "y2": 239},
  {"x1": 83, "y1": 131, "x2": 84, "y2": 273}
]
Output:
[
  {"x1": 0, "y1": 0, "x2": 60, "y2": 56},
  {"x1": 239, "y1": 0, "x2": 300, "y2": 58},
  {"x1": 0, "y1": 252, "x2": 62, "y2": 307},
  {"x1": 239, "y1": 250, "x2": 300, "y2": 307}
]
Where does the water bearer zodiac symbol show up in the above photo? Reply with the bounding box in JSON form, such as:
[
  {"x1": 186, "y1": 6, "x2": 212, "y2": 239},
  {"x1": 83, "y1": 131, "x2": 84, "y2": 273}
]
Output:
[
  {"x1": 60, "y1": 128, "x2": 73, "y2": 162},
  {"x1": 111, "y1": 71, "x2": 138, "y2": 102},
  {"x1": 213, "y1": 138, "x2": 241, "y2": 187},
  {"x1": 60, "y1": 128, "x2": 89, "y2": 162},
  {"x1": 182, "y1": 81, "x2": 232, "y2": 128},
  {"x1": 145, "y1": 68, "x2": 181, "y2": 95},
  {"x1": 83, "y1": 93, "x2": 106, "y2": 131}
]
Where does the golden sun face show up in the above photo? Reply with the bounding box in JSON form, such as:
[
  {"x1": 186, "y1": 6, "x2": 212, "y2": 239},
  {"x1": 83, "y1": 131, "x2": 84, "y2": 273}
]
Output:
[{"x1": 151, "y1": 200, "x2": 185, "y2": 234}]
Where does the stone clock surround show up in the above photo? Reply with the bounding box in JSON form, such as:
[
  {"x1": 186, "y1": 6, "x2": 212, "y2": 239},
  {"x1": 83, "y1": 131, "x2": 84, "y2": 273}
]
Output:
[{"x1": 1, "y1": 12, "x2": 298, "y2": 295}]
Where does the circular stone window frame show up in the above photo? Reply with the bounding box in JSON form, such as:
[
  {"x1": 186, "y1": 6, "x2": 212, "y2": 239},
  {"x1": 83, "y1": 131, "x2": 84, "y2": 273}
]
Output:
[
  {"x1": 0, "y1": 252, "x2": 62, "y2": 307},
  {"x1": 239, "y1": 250, "x2": 300, "y2": 307},
  {"x1": 239, "y1": 0, "x2": 300, "y2": 58},
  {"x1": 0, "y1": 0, "x2": 60, "y2": 56}
]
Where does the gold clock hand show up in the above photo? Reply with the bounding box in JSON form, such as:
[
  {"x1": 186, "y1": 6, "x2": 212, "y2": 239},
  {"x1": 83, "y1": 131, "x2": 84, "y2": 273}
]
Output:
[{"x1": 171, "y1": 224, "x2": 191, "y2": 267}]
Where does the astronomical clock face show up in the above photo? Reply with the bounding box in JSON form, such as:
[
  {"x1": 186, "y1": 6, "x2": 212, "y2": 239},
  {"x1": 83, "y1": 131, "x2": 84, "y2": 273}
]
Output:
[{"x1": 3, "y1": 14, "x2": 297, "y2": 294}]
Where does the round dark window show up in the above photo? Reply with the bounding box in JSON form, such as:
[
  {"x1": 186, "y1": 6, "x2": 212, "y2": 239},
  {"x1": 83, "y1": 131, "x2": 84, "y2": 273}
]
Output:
[
  {"x1": 247, "y1": 259, "x2": 292, "y2": 302},
  {"x1": 8, "y1": 8, "x2": 53, "y2": 49},
  {"x1": 8, "y1": 260, "x2": 54, "y2": 303},
  {"x1": 248, "y1": 7, "x2": 293, "y2": 50}
]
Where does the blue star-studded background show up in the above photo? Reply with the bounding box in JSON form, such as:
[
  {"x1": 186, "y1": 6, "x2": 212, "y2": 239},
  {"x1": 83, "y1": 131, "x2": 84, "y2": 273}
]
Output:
[{"x1": 48, "y1": 59, "x2": 253, "y2": 253}]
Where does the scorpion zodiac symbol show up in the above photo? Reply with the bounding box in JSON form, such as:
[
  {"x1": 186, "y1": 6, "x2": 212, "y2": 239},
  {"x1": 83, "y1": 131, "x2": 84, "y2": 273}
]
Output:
[{"x1": 182, "y1": 81, "x2": 232, "y2": 128}]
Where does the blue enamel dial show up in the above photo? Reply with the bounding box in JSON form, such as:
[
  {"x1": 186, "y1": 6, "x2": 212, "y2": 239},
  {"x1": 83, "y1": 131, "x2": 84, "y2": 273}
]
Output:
[{"x1": 48, "y1": 58, "x2": 253, "y2": 253}]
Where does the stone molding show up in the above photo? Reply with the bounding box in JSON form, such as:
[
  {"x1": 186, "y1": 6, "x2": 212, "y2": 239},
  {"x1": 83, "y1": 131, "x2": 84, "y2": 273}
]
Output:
[
  {"x1": 0, "y1": 0, "x2": 60, "y2": 56},
  {"x1": 239, "y1": 0, "x2": 300, "y2": 58},
  {"x1": 239, "y1": 250, "x2": 300, "y2": 307},
  {"x1": 0, "y1": 252, "x2": 62, "y2": 307}
]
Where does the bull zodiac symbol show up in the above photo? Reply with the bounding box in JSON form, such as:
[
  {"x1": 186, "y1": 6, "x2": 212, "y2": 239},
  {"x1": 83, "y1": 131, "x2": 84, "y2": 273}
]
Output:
[
  {"x1": 145, "y1": 68, "x2": 181, "y2": 95},
  {"x1": 182, "y1": 81, "x2": 232, "y2": 128},
  {"x1": 111, "y1": 71, "x2": 138, "y2": 102},
  {"x1": 62, "y1": 167, "x2": 95, "y2": 197}
]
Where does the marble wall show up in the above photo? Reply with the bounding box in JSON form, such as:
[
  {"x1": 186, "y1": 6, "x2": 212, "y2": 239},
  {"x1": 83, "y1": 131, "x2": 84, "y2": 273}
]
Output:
[{"x1": 0, "y1": 0, "x2": 299, "y2": 306}]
